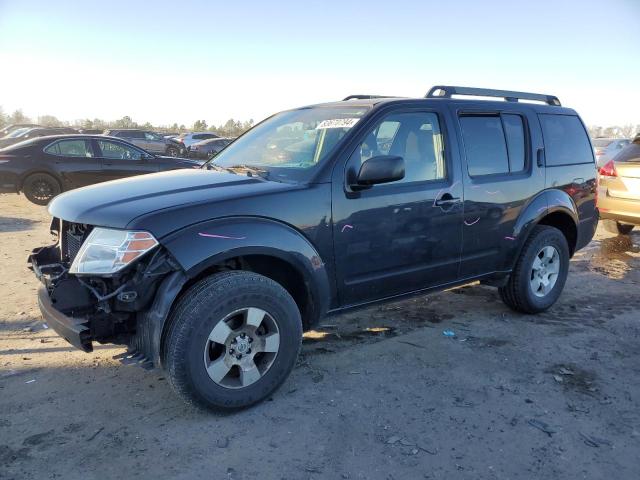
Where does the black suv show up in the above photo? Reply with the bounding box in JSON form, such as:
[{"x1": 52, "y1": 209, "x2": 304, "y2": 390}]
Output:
[
  {"x1": 103, "y1": 129, "x2": 187, "y2": 157},
  {"x1": 29, "y1": 86, "x2": 598, "y2": 410}
]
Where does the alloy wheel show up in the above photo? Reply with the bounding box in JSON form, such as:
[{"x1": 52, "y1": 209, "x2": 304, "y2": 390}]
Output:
[
  {"x1": 203, "y1": 307, "x2": 280, "y2": 389},
  {"x1": 530, "y1": 246, "x2": 560, "y2": 297}
]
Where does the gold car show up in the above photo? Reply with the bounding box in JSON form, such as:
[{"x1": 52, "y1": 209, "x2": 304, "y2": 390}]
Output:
[{"x1": 597, "y1": 136, "x2": 640, "y2": 234}]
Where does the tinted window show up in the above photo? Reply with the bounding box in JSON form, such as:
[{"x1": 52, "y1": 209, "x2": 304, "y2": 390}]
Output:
[
  {"x1": 539, "y1": 114, "x2": 593, "y2": 166},
  {"x1": 502, "y1": 114, "x2": 526, "y2": 172},
  {"x1": 144, "y1": 132, "x2": 162, "y2": 140},
  {"x1": 45, "y1": 140, "x2": 93, "y2": 157},
  {"x1": 350, "y1": 111, "x2": 446, "y2": 184},
  {"x1": 193, "y1": 134, "x2": 215, "y2": 140},
  {"x1": 460, "y1": 116, "x2": 509, "y2": 176},
  {"x1": 119, "y1": 131, "x2": 144, "y2": 139},
  {"x1": 97, "y1": 140, "x2": 144, "y2": 160},
  {"x1": 614, "y1": 144, "x2": 640, "y2": 163}
]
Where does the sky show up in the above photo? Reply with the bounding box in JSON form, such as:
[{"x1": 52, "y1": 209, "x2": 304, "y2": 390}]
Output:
[{"x1": 0, "y1": 0, "x2": 638, "y2": 128}]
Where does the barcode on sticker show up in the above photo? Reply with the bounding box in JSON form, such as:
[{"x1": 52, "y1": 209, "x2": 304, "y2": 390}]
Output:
[{"x1": 316, "y1": 118, "x2": 360, "y2": 129}]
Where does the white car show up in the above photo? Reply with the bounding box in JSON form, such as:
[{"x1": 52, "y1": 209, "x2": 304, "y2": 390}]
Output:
[{"x1": 176, "y1": 132, "x2": 220, "y2": 148}]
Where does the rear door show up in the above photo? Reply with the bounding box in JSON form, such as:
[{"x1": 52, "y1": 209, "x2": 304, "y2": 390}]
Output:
[
  {"x1": 452, "y1": 105, "x2": 544, "y2": 277},
  {"x1": 43, "y1": 138, "x2": 101, "y2": 188},
  {"x1": 94, "y1": 139, "x2": 158, "y2": 182},
  {"x1": 143, "y1": 131, "x2": 166, "y2": 153},
  {"x1": 120, "y1": 130, "x2": 146, "y2": 150}
]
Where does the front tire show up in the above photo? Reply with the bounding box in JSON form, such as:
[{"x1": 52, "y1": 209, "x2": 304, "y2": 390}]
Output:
[
  {"x1": 166, "y1": 146, "x2": 179, "y2": 157},
  {"x1": 499, "y1": 225, "x2": 570, "y2": 314},
  {"x1": 22, "y1": 173, "x2": 61, "y2": 205},
  {"x1": 163, "y1": 271, "x2": 302, "y2": 410},
  {"x1": 603, "y1": 219, "x2": 634, "y2": 235}
]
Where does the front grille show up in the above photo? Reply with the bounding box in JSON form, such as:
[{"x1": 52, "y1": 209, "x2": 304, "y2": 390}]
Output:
[
  {"x1": 60, "y1": 221, "x2": 92, "y2": 263},
  {"x1": 66, "y1": 229, "x2": 84, "y2": 261}
]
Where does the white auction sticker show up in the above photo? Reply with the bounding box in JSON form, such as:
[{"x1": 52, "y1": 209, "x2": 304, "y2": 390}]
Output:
[{"x1": 316, "y1": 118, "x2": 360, "y2": 129}]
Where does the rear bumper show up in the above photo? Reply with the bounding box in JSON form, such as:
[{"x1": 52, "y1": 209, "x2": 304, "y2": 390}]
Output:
[
  {"x1": 599, "y1": 209, "x2": 640, "y2": 225},
  {"x1": 37, "y1": 286, "x2": 93, "y2": 352}
]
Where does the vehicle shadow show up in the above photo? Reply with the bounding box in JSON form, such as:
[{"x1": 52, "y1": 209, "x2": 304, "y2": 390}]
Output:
[{"x1": 0, "y1": 216, "x2": 38, "y2": 233}]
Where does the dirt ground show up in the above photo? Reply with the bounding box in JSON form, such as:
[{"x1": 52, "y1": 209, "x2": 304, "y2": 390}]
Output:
[{"x1": 1, "y1": 193, "x2": 639, "y2": 480}]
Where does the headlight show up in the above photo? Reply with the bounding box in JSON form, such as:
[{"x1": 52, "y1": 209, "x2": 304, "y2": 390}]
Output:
[{"x1": 69, "y1": 227, "x2": 159, "y2": 275}]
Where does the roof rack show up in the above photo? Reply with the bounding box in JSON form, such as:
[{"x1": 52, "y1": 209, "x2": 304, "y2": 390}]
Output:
[
  {"x1": 342, "y1": 95, "x2": 393, "y2": 101},
  {"x1": 426, "y1": 85, "x2": 561, "y2": 106}
]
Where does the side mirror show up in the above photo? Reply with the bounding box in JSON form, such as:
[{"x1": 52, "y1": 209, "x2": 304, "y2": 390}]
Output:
[
  {"x1": 354, "y1": 155, "x2": 405, "y2": 187},
  {"x1": 141, "y1": 153, "x2": 154, "y2": 161}
]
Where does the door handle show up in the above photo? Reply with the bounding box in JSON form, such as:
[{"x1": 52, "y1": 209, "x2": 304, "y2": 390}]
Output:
[
  {"x1": 537, "y1": 148, "x2": 545, "y2": 167},
  {"x1": 435, "y1": 193, "x2": 461, "y2": 206}
]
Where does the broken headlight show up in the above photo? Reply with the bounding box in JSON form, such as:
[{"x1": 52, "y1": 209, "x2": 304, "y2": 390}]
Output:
[{"x1": 69, "y1": 227, "x2": 158, "y2": 275}]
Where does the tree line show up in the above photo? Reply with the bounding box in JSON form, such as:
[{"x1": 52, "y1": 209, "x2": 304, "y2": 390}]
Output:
[
  {"x1": 0, "y1": 107, "x2": 254, "y2": 138},
  {"x1": 1, "y1": 105, "x2": 637, "y2": 140}
]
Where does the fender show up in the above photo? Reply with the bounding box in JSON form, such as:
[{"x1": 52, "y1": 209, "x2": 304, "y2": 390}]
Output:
[
  {"x1": 505, "y1": 188, "x2": 578, "y2": 270},
  {"x1": 161, "y1": 216, "x2": 331, "y2": 321}
]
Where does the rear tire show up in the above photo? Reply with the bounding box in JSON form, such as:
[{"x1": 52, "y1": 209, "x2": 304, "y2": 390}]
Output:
[
  {"x1": 163, "y1": 271, "x2": 302, "y2": 410},
  {"x1": 22, "y1": 173, "x2": 61, "y2": 205},
  {"x1": 499, "y1": 225, "x2": 570, "y2": 314},
  {"x1": 603, "y1": 219, "x2": 634, "y2": 235}
]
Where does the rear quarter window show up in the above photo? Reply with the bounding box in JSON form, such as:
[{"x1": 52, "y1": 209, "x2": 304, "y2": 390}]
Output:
[{"x1": 539, "y1": 114, "x2": 594, "y2": 166}]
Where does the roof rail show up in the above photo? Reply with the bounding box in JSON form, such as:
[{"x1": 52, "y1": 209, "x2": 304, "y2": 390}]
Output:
[
  {"x1": 342, "y1": 95, "x2": 392, "y2": 101},
  {"x1": 426, "y1": 85, "x2": 561, "y2": 106}
]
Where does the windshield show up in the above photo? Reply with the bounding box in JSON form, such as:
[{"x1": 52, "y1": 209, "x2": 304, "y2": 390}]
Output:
[{"x1": 208, "y1": 106, "x2": 369, "y2": 182}]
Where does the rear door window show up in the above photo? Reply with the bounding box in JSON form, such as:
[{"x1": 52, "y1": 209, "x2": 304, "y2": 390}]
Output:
[
  {"x1": 539, "y1": 114, "x2": 594, "y2": 166},
  {"x1": 45, "y1": 139, "x2": 93, "y2": 157},
  {"x1": 459, "y1": 113, "x2": 527, "y2": 176},
  {"x1": 193, "y1": 134, "x2": 216, "y2": 140},
  {"x1": 119, "y1": 131, "x2": 144, "y2": 139}
]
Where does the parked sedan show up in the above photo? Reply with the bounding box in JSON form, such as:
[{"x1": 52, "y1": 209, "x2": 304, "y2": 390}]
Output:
[
  {"x1": 0, "y1": 127, "x2": 78, "y2": 149},
  {"x1": 187, "y1": 137, "x2": 234, "y2": 160},
  {"x1": 0, "y1": 135, "x2": 201, "y2": 205},
  {"x1": 597, "y1": 135, "x2": 640, "y2": 234},
  {"x1": 176, "y1": 131, "x2": 219, "y2": 148}
]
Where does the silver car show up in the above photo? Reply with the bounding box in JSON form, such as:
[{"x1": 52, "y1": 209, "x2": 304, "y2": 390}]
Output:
[
  {"x1": 104, "y1": 129, "x2": 187, "y2": 157},
  {"x1": 593, "y1": 138, "x2": 631, "y2": 167},
  {"x1": 176, "y1": 132, "x2": 220, "y2": 148}
]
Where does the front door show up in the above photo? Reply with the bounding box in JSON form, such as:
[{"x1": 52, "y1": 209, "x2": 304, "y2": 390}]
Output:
[
  {"x1": 93, "y1": 139, "x2": 157, "y2": 182},
  {"x1": 332, "y1": 109, "x2": 464, "y2": 306}
]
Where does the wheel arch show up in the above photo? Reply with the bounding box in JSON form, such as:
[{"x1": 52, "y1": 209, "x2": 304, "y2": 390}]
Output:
[
  {"x1": 18, "y1": 168, "x2": 64, "y2": 192},
  {"x1": 161, "y1": 216, "x2": 331, "y2": 330},
  {"x1": 507, "y1": 189, "x2": 579, "y2": 270}
]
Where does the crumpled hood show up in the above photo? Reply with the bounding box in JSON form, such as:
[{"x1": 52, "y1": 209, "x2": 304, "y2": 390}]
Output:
[{"x1": 48, "y1": 168, "x2": 292, "y2": 230}]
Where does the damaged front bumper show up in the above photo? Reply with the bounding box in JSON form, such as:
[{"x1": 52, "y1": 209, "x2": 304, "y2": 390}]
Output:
[
  {"x1": 28, "y1": 233, "x2": 185, "y2": 366},
  {"x1": 37, "y1": 285, "x2": 92, "y2": 352}
]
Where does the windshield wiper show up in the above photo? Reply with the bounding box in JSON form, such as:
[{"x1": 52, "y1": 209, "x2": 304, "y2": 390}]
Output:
[
  {"x1": 225, "y1": 164, "x2": 270, "y2": 180},
  {"x1": 205, "y1": 162, "x2": 270, "y2": 180},
  {"x1": 205, "y1": 163, "x2": 237, "y2": 175}
]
